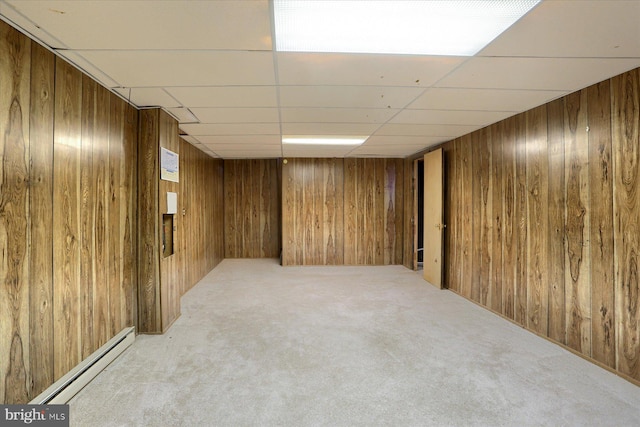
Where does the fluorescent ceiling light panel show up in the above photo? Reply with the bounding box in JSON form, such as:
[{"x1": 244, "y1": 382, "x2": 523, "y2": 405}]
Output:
[
  {"x1": 274, "y1": 0, "x2": 540, "y2": 56},
  {"x1": 283, "y1": 136, "x2": 368, "y2": 146}
]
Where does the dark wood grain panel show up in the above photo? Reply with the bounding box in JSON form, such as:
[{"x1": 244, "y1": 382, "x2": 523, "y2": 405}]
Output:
[
  {"x1": 282, "y1": 159, "x2": 296, "y2": 265},
  {"x1": 223, "y1": 159, "x2": 280, "y2": 258},
  {"x1": 122, "y1": 102, "x2": 138, "y2": 328},
  {"x1": 333, "y1": 158, "x2": 345, "y2": 265},
  {"x1": 343, "y1": 158, "x2": 357, "y2": 265},
  {"x1": 1, "y1": 22, "x2": 31, "y2": 404},
  {"x1": 28, "y1": 42, "x2": 54, "y2": 400},
  {"x1": 90, "y1": 83, "x2": 110, "y2": 348},
  {"x1": 80, "y1": 75, "x2": 96, "y2": 359},
  {"x1": 108, "y1": 93, "x2": 124, "y2": 337},
  {"x1": 564, "y1": 89, "x2": 591, "y2": 356},
  {"x1": 137, "y1": 109, "x2": 161, "y2": 333},
  {"x1": 612, "y1": 69, "x2": 640, "y2": 380},
  {"x1": 514, "y1": 113, "x2": 528, "y2": 325},
  {"x1": 442, "y1": 66, "x2": 640, "y2": 383},
  {"x1": 501, "y1": 117, "x2": 517, "y2": 319},
  {"x1": 526, "y1": 105, "x2": 549, "y2": 335},
  {"x1": 52, "y1": 57, "x2": 82, "y2": 380},
  {"x1": 588, "y1": 80, "x2": 615, "y2": 368},
  {"x1": 490, "y1": 123, "x2": 503, "y2": 312},
  {"x1": 447, "y1": 140, "x2": 460, "y2": 291},
  {"x1": 547, "y1": 98, "x2": 566, "y2": 343},
  {"x1": 459, "y1": 134, "x2": 473, "y2": 299},
  {"x1": 478, "y1": 128, "x2": 493, "y2": 305},
  {"x1": 158, "y1": 109, "x2": 180, "y2": 331},
  {"x1": 403, "y1": 158, "x2": 414, "y2": 269},
  {"x1": 178, "y1": 139, "x2": 223, "y2": 293}
]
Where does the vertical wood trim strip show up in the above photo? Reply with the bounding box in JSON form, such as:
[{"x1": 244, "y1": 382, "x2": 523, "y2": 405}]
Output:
[
  {"x1": 547, "y1": 98, "x2": 567, "y2": 343},
  {"x1": 564, "y1": 90, "x2": 592, "y2": 356},
  {"x1": 53, "y1": 57, "x2": 82, "y2": 379},
  {"x1": 588, "y1": 80, "x2": 615, "y2": 368},
  {"x1": 28, "y1": 42, "x2": 54, "y2": 400}
]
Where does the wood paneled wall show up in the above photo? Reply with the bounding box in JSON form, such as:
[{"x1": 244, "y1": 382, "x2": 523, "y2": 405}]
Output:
[
  {"x1": 1, "y1": 21, "x2": 138, "y2": 404},
  {"x1": 179, "y1": 139, "x2": 224, "y2": 295},
  {"x1": 444, "y1": 67, "x2": 640, "y2": 383},
  {"x1": 282, "y1": 158, "x2": 404, "y2": 266},
  {"x1": 138, "y1": 110, "x2": 226, "y2": 333},
  {"x1": 224, "y1": 159, "x2": 280, "y2": 258}
]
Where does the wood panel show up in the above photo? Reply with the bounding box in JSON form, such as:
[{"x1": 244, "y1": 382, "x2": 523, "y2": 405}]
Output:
[
  {"x1": 281, "y1": 157, "x2": 402, "y2": 266},
  {"x1": 28, "y1": 42, "x2": 54, "y2": 399},
  {"x1": 564, "y1": 89, "x2": 591, "y2": 356},
  {"x1": 612, "y1": 69, "x2": 640, "y2": 380},
  {"x1": 514, "y1": 113, "x2": 528, "y2": 325},
  {"x1": 402, "y1": 158, "x2": 414, "y2": 269},
  {"x1": 490, "y1": 123, "x2": 503, "y2": 312},
  {"x1": 547, "y1": 98, "x2": 566, "y2": 343},
  {"x1": 526, "y1": 105, "x2": 549, "y2": 335},
  {"x1": 137, "y1": 109, "x2": 161, "y2": 333},
  {"x1": 588, "y1": 81, "x2": 615, "y2": 368},
  {"x1": 1, "y1": 22, "x2": 31, "y2": 404},
  {"x1": 459, "y1": 134, "x2": 473, "y2": 299},
  {"x1": 52, "y1": 57, "x2": 82, "y2": 380},
  {"x1": 478, "y1": 128, "x2": 492, "y2": 305},
  {"x1": 1, "y1": 19, "x2": 139, "y2": 403},
  {"x1": 158, "y1": 109, "x2": 180, "y2": 331},
  {"x1": 444, "y1": 67, "x2": 640, "y2": 383},
  {"x1": 179, "y1": 139, "x2": 224, "y2": 294},
  {"x1": 501, "y1": 117, "x2": 517, "y2": 319},
  {"x1": 224, "y1": 159, "x2": 280, "y2": 259},
  {"x1": 122, "y1": 102, "x2": 138, "y2": 329},
  {"x1": 80, "y1": 75, "x2": 96, "y2": 359}
]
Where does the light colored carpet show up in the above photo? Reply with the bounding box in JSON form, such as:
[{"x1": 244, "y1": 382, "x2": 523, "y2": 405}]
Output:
[{"x1": 69, "y1": 259, "x2": 640, "y2": 426}]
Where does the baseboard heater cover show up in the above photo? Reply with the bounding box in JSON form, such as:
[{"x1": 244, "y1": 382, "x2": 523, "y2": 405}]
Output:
[{"x1": 30, "y1": 326, "x2": 135, "y2": 404}]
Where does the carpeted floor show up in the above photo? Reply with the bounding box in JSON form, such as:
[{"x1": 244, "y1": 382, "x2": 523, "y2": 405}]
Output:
[{"x1": 69, "y1": 259, "x2": 640, "y2": 426}]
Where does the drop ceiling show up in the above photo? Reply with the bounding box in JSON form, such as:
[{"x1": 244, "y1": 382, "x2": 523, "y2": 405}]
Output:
[{"x1": 1, "y1": 0, "x2": 639, "y2": 159}]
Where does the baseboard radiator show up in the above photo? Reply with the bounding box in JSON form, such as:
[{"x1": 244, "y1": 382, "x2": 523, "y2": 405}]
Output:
[{"x1": 30, "y1": 326, "x2": 135, "y2": 404}]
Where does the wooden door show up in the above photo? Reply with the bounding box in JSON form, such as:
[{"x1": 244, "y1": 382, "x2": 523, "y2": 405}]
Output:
[{"x1": 423, "y1": 148, "x2": 444, "y2": 288}]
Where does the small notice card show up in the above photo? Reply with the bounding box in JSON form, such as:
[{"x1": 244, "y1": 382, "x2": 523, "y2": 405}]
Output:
[{"x1": 161, "y1": 147, "x2": 179, "y2": 182}]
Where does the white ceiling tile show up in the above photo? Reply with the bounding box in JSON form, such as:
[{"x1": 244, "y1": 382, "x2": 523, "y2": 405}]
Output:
[
  {"x1": 408, "y1": 88, "x2": 567, "y2": 112},
  {"x1": 196, "y1": 135, "x2": 281, "y2": 146},
  {"x1": 179, "y1": 123, "x2": 280, "y2": 136},
  {"x1": 56, "y1": 50, "x2": 120, "y2": 88},
  {"x1": 76, "y1": 50, "x2": 276, "y2": 87},
  {"x1": 0, "y1": 1, "x2": 67, "y2": 48},
  {"x1": 166, "y1": 107, "x2": 199, "y2": 123},
  {"x1": 277, "y1": 53, "x2": 465, "y2": 87},
  {"x1": 436, "y1": 57, "x2": 640, "y2": 91},
  {"x1": 112, "y1": 88, "x2": 181, "y2": 108},
  {"x1": 348, "y1": 145, "x2": 427, "y2": 157},
  {"x1": 391, "y1": 109, "x2": 513, "y2": 126},
  {"x1": 480, "y1": 1, "x2": 640, "y2": 58},
  {"x1": 179, "y1": 135, "x2": 203, "y2": 146},
  {"x1": 282, "y1": 146, "x2": 353, "y2": 158},
  {"x1": 374, "y1": 123, "x2": 480, "y2": 137},
  {"x1": 166, "y1": 87, "x2": 278, "y2": 108},
  {"x1": 191, "y1": 108, "x2": 279, "y2": 124},
  {"x1": 5, "y1": 0, "x2": 272, "y2": 50},
  {"x1": 282, "y1": 123, "x2": 379, "y2": 136},
  {"x1": 280, "y1": 108, "x2": 397, "y2": 124},
  {"x1": 363, "y1": 136, "x2": 449, "y2": 147},
  {"x1": 279, "y1": 86, "x2": 423, "y2": 109}
]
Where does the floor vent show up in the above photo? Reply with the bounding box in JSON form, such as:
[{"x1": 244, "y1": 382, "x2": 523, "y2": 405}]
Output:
[{"x1": 30, "y1": 327, "x2": 135, "y2": 404}]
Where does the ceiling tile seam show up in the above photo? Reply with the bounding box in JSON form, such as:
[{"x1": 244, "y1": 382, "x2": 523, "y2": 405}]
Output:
[
  {"x1": 268, "y1": 0, "x2": 284, "y2": 158},
  {"x1": 343, "y1": 84, "x2": 433, "y2": 156},
  {"x1": 476, "y1": 54, "x2": 640, "y2": 60}
]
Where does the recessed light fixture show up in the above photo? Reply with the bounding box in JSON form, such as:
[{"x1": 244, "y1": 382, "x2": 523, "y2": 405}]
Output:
[
  {"x1": 274, "y1": 0, "x2": 540, "y2": 56},
  {"x1": 282, "y1": 136, "x2": 368, "y2": 146}
]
